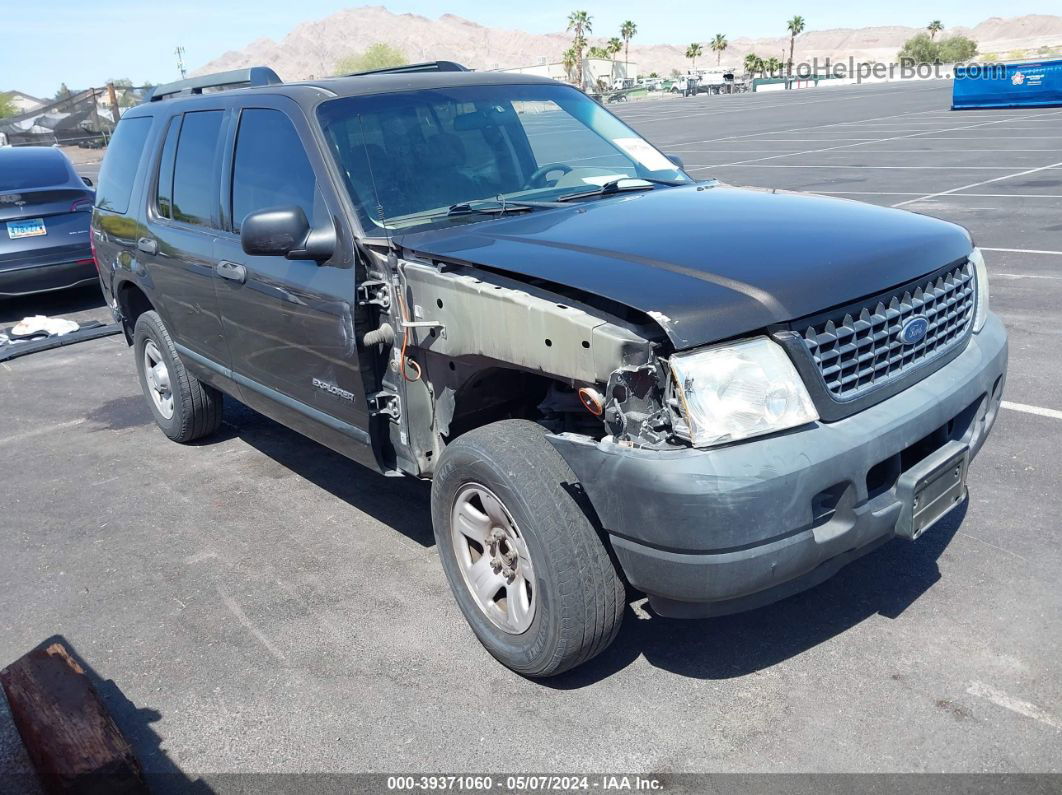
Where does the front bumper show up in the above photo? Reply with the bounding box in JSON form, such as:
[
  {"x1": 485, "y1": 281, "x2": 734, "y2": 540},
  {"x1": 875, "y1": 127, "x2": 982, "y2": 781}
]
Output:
[{"x1": 549, "y1": 313, "x2": 1008, "y2": 618}]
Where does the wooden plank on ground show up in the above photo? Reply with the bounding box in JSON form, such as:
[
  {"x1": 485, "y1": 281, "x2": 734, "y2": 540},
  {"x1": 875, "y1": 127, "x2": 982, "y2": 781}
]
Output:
[{"x1": 0, "y1": 641, "x2": 146, "y2": 794}]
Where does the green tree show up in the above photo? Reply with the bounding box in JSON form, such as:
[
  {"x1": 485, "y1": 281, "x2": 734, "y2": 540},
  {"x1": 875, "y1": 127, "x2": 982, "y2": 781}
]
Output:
[
  {"x1": 686, "y1": 42, "x2": 704, "y2": 71},
  {"x1": 898, "y1": 33, "x2": 977, "y2": 65},
  {"x1": 608, "y1": 37, "x2": 623, "y2": 61},
  {"x1": 567, "y1": 10, "x2": 593, "y2": 86},
  {"x1": 710, "y1": 33, "x2": 728, "y2": 66},
  {"x1": 744, "y1": 52, "x2": 762, "y2": 76},
  {"x1": 54, "y1": 83, "x2": 74, "y2": 101},
  {"x1": 927, "y1": 20, "x2": 943, "y2": 41},
  {"x1": 940, "y1": 36, "x2": 978, "y2": 62},
  {"x1": 620, "y1": 20, "x2": 637, "y2": 75},
  {"x1": 334, "y1": 43, "x2": 408, "y2": 75},
  {"x1": 587, "y1": 45, "x2": 610, "y2": 59},
  {"x1": 0, "y1": 92, "x2": 17, "y2": 119},
  {"x1": 765, "y1": 57, "x2": 783, "y2": 76},
  {"x1": 786, "y1": 15, "x2": 806, "y2": 76}
]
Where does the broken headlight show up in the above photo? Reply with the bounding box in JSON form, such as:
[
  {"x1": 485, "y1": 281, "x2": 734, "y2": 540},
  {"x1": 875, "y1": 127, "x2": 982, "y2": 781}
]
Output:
[
  {"x1": 969, "y1": 247, "x2": 990, "y2": 333},
  {"x1": 669, "y1": 337, "x2": 818, "y2": 448}
]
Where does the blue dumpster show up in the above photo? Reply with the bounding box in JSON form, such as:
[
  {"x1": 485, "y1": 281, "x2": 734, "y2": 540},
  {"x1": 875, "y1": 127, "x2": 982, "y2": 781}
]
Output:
[{"x1": 952, "y1": 58, "x2": 1062, "y2": 109}]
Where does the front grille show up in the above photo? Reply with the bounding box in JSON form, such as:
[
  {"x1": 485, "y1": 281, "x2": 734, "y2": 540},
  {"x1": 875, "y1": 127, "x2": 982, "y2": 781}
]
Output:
[{"x1": 799, "y1": 262, "x2": 976, "y2": 399}]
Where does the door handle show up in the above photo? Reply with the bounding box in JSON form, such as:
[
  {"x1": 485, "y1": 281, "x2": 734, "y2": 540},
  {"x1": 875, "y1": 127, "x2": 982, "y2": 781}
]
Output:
[
  {"x1": 215, "y1": 260, "x2": 247, "y2": 284},
  {"x1": 136, "y1": 236, "x2": 158, "y2": 255}
]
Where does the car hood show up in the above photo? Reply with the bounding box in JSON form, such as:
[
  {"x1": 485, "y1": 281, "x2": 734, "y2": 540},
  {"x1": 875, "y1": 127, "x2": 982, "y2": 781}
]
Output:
[{"x1": 394, "y1": 183, "x2": 973, "y2": 350}]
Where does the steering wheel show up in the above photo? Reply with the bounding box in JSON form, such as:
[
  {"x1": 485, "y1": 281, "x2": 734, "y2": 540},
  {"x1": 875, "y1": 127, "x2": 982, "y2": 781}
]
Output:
[{"x1": 524, "y1": 162, "x2": 573, "y2": 189}]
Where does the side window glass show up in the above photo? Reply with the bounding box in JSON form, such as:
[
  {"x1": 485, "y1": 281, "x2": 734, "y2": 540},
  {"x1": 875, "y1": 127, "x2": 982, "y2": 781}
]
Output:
[
  {"x1": 95, "y1": 116, "x2": 151, "y2": 214},
  {"x1": 155, "y1": 117, "x2": 179, "y2": 219},
  {"x1": 172, "y1": 110, "x2": 223, "y2": 227},
  {"x1": 231, "y1": 109, "x2": 318, "y2": 233}
]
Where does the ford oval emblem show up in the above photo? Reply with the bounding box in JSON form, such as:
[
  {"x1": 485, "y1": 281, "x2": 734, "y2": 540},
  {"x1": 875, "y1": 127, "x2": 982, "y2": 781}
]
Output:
[{"x1": 900, "y1": 316, "x2": 929, "y2": 345}]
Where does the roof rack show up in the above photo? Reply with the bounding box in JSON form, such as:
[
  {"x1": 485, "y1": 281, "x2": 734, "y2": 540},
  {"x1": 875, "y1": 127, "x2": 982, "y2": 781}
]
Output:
[
  {"x1": 143, "y1": 67, "x2": 283, "y2": 102},
  {"x1": 344, "y1": 61, "x2": 470, "y2": 77}
]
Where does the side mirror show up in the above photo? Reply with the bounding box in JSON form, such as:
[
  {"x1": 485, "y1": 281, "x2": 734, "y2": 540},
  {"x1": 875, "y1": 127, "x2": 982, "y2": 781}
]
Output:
[
  {"x1": 667, "y1": 154, "x2": 685, "y2": 169},
  {"x1": 240, "y1": 206, "x2": 335, "y2": 262},
  {"x1": 81, "y1": 176, "x2": 93, "y2": 187}
]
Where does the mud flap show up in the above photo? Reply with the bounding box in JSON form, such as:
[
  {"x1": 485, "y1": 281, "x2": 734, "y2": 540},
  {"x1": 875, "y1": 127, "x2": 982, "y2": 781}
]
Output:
[{"x1": 895, "y1": 440, "x2": 970, "y2": 541}]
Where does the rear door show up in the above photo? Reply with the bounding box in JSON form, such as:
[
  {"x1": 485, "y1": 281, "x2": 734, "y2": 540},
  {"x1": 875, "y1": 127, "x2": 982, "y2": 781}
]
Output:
[
  {"x1": 212, "y1": 99, "x2": 373, "y2": 448},
  {"x1": 139, "y1": 108, "x2": 230, "y2": 368}
]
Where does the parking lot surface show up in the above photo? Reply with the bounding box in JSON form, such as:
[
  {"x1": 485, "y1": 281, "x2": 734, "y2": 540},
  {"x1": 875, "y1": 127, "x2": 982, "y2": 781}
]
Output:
[{"x1": 2, "y1": 80, "x2": 1060, "y2": 778}]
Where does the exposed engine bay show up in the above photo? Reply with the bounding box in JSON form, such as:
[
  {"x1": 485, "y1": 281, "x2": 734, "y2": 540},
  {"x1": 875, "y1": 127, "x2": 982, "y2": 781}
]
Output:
[{"x1": 356, "y1": 246, "x2": 689, "y2": 476}]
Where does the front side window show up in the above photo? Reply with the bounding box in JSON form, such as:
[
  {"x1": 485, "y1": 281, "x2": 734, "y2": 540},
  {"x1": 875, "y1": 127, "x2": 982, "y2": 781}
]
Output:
[
  {"x1": 231, "y1": 108, "x2": 318, "y2": 233},
  {"x1": 172, "y1": 110, "x2": 223, "y2": 227},
  {"x1": 316, "y1": 83, "x2": 687, "y2": 232}
]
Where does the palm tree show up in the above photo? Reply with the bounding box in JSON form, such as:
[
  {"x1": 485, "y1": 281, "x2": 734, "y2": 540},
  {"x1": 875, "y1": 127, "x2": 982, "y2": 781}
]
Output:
[
  {"x1": 710, "y1": 34, "x2": 728, "y2": 66},
  {"x1": 561, "y1": 46, "x2": 579, "y2": 83},
  {"x1": 786, "y1": 15, "x2": 806, "y2": 76},
  {"x1": 587, "y1": 45, "x2": 609, "y2": 59},
  {"x1": 765, "y1": 56, "x2": 783, "y2": 77},
  {"x1": 567, "y1": 10, "x2": 593, "y2": 86},
  {"x1": 927, "y1": 20, "x2": 943, "y2": 41},
  {"x1": 744, "y1": 52, "x2": 761, "y2": 76},
  {"x1": 686, "y1": 43, "x2": 704, "y2": 72},
  {"x1": 620, "y1": 20, "x2": 637, "y2": 75},
  {"x1": 607, "y1": 37, "x2": 624, "y2": 80}
]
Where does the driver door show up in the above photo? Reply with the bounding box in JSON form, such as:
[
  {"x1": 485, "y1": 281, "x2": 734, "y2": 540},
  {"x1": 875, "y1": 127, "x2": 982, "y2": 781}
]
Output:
[{"x1": 212, "y1": 100, "x2": 375, "y2": 465}]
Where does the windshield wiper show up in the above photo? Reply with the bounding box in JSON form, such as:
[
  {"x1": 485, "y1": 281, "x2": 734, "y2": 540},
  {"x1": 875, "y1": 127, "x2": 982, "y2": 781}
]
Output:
[
  {"x1": 556, "y1": 177, "x2": 687, "y2": 203},
  {"x1": 447, "y1": 198, "x2": 568, "y2": 217}
]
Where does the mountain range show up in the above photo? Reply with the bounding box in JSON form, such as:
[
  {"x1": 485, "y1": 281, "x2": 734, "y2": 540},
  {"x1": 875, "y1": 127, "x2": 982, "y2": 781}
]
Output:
[{"x1": 195, "y1": 7, "x2": 1062, "y2": 79}]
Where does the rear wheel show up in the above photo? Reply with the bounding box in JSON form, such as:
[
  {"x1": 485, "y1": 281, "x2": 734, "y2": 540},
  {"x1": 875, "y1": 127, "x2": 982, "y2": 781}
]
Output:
[
  {"x1": 133, "y1": 311, "x2": 222, "y2": 443},
  {"x1": 431, "y1": 420, "x2": 625, "y2": 677}
]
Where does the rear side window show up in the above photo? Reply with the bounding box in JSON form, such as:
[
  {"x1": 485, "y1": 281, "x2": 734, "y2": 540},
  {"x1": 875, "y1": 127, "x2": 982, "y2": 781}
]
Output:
[
  {"x1": 155, "y1": 117, "x2": 179, "y2": 219},
  {"x1": 172, "y1": 110, "x2": 223, "y2": 227},
  {"x1": 231, "y1": 109, "x2": 317, "y2": 232},
  {"x1": 96, "y1": 116, "x2": 152, "y2": 214}
]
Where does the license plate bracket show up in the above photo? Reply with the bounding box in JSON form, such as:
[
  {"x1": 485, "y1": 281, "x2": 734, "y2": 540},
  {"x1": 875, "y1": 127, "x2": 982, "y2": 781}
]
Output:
[
  {"x1": 6, "y1": 218, "x2": 47, "y2": 239},
  {"x1": 895, "y1": 441, "x2": 969, "y2": 540}
]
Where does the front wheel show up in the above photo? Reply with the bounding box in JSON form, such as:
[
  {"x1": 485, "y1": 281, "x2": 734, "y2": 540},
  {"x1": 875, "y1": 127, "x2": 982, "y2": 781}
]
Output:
[{"x1": 431, "y1": 420, "x2": 625, "y2": 677}]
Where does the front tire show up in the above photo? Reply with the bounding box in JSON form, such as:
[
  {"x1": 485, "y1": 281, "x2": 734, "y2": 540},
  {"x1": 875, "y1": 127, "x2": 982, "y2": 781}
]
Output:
[
  {"x1": 133, "y1": 310, "x2": 222, "y2": 443},
  {"x1": 431, "y1": 420, "x2": 625, "y2": 677}
]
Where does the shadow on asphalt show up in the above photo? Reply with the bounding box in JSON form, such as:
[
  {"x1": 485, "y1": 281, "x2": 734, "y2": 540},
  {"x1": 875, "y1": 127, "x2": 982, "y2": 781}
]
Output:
[
  {"x1": 8, "y1": 635, "x2": 211, "y2": 793},
  {"x1": 0, "y1": 283, "x2": 107, "y2": 326},
  {"x1": 111, "y1": 380, "x2": 964, "y2": 687},
  {"x1": 548, "y1": 502, "x2": 966, "y2": 687}
]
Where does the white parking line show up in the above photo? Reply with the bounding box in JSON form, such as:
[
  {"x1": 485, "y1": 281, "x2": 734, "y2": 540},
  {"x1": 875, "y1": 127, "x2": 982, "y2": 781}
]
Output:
[
  {"x1": 967, "y1": 681, "x2": 1062, "y2": 729},
  {"x1": 677, "y1": 107, "x2": 1062, "y2": 169},
  {"x1": 812, "y1": 192, "x2": 1062, "y2": 198},
  {"x1": 890, "y1": 160, "x2": 1062, "y2": 208},
  {"x1": 981, "y1": 247, "x2": 1062, "y2": 256},
  {"x1": 1001, "y1": 402, "x2": 1062, "y2": 421},
  {"x1": 688, "y1": 164, "x2": 1058, "y2": 170}
]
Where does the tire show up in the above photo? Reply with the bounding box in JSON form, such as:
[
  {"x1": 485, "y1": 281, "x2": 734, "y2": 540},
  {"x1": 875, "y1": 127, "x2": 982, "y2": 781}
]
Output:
[
  {"x1": 431, "y1": 420, "x2": 625, "y2": 677},
  {"x1": 133, "y1": 310, "x2": 222, "y2": 443}
]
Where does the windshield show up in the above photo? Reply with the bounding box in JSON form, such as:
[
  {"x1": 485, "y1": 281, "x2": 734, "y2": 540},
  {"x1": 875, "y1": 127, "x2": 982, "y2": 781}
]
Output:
[{"x1": 316, "y1": 82, "x2": 689, "y2": 232}]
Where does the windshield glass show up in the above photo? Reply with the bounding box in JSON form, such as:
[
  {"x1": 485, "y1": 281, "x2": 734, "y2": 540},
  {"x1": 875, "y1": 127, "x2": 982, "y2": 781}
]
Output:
[{"x1": 316, "y1": 82, "x2": 688, "y2": 232}]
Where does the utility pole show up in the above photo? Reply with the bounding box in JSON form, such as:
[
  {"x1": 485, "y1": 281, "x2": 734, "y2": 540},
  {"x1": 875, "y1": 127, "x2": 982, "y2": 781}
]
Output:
[
  {"x1": 175, "y1": 46, "x2": 187, "y2": 79},
  {"x1": 107, "y1": 83, "x2": 120, "y2": 124}
]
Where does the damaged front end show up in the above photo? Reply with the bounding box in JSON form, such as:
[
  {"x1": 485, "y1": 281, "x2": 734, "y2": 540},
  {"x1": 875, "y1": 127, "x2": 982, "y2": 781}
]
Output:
[{"x1": 355, "y1": 248, "x2": 695, "y2": 474}]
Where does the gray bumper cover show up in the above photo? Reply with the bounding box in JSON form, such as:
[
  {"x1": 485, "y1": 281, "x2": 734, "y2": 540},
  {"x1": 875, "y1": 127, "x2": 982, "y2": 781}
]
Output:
[{"x1": 548, "y1": 313, "x2": 1008, "y2": 618}]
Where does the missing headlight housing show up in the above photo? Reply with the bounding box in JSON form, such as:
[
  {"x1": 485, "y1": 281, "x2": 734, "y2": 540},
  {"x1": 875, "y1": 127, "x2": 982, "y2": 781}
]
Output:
[{"x1": 669, "y1": 337, "x2": 819, "y2": 448}]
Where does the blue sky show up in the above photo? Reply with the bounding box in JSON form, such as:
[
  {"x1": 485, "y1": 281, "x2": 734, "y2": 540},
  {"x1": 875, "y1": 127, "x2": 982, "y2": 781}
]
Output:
[{"x1": 5, "y1": 0, "x2": 1059, "y2": 97}]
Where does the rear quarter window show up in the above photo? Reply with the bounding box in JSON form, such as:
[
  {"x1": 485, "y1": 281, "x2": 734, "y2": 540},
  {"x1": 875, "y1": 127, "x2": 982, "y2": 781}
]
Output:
[{"x1": 96, "y1": 116, "x2": 152, "y2": 214}]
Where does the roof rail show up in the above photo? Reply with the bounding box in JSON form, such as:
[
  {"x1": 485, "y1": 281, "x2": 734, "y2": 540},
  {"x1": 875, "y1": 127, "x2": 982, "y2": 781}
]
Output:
[
  {"x1": 344, "y1": 61, "x2": 470, "y2": 77},
  {"x1": 143, "y1": 67, "x2": 283, "y2": 102}
]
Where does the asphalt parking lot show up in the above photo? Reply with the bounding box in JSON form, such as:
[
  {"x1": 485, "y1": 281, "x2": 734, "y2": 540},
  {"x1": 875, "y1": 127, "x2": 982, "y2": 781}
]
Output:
[{"x1": 2, "y1": 80, "x2": 1060, "y2": 780}]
